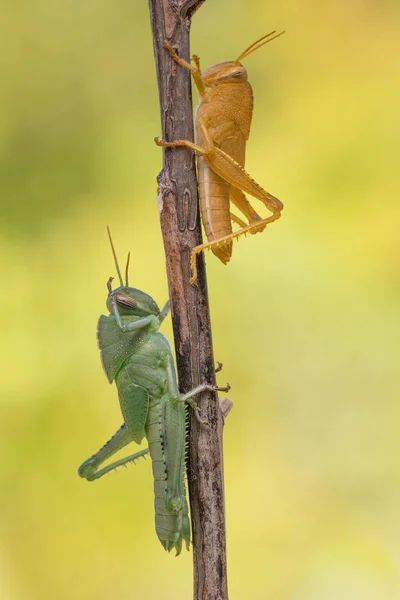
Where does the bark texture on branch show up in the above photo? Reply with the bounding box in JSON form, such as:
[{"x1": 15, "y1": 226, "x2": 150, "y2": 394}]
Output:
[{"x1": 148, "y1": 2, "x2": 228, "y2": 599}]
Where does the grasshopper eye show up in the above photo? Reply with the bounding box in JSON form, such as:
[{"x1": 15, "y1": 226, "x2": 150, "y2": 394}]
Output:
[{"x1": 115, "y1": 293, "x2": 137, "y2": 309}]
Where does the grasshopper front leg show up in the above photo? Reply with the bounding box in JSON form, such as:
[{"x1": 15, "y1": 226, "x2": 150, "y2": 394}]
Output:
[
  {"x1": 159, "y1": 300, "x2": 170, "y2": 324},
  {"x1": 163, "y1": 41, "x2": 207, "y2": 99},
  {"x1": 110, "y1": 297, "x2": 159, "y2": 333}
]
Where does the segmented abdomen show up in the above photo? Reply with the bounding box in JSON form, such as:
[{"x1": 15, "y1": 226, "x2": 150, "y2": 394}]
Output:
[
  {"x1": 146, "y1": 396, "x2": 190, "y2": 555},
  {"x1": 197, "y1": 155, "x2": 232, "y2": 264}
]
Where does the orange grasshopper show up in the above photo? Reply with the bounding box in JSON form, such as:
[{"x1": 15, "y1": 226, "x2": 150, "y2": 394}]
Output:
[{"x1": 155, "y1": 31, "x2": 284, "y2": 284}]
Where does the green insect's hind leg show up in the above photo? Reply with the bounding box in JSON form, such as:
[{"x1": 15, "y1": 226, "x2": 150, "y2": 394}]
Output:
[{"x1": 78, "y1": 423, "x2": 149, "y2": 481}]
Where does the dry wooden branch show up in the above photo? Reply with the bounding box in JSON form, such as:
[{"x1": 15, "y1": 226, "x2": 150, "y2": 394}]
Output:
[{"x1": 148, "y1": 1, "x2": 229, "y2": 598}]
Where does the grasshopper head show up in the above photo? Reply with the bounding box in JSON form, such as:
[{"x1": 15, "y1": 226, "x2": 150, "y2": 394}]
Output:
[
  {"x1": 202, "y1": 62, "x2": 248, "y2": 86},
  {"x1": 106, "y1": 279, "x2": 161, "y2": 318}
]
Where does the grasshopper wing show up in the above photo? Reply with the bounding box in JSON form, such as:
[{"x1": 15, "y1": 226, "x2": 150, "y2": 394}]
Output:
[
  {"x1": 117, "y1": 377, "x2": 149, "y2": 445},
  {"x1": 97, "y1": 314, "x2": 144, "y2": 383}
]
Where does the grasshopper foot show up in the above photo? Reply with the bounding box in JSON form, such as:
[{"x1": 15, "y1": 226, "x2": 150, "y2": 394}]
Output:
[
  {"x1": 215, "y1": 361, "x2": 223, "y2": 373},
  {"x1": 78, "y1": 457, "x2": 97, "y2": 481},
  {"x1": 214, "y1": 383, "x2": 231, "y2": 393},
  {"x1": 186, "y1": 399, "x2": 209, "y2": 426},
  {"x1": 154, "y1": 137, "x2": 181, "y2": 149},
  {"x1": 163, "y1": 40, "x2": 177, "y2": 57}
]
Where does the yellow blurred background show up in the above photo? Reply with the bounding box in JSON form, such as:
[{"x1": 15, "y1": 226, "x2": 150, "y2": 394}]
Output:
[{"x1": 1, "y1": 1, "x2": 399, "y2": 598}]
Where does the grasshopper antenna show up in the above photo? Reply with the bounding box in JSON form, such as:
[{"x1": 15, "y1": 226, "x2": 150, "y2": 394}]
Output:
[
  {"x1": 236, "y1": 30, "x2": 285, "y2": 62},
  {"x1": 107, "y1": 226, "x2": 124, "y2": 287},
  {"x1": 125, "y1": 252, "x2": 131, "y2": 287}
]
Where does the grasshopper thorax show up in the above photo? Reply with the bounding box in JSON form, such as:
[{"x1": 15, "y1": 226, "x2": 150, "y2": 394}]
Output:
[{"x1": 106, "y1": 281, "x2": 160, "y2": 318}]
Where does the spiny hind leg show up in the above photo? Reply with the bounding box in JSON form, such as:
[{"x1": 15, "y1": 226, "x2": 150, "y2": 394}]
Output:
[
  {"x1": 79, "y1": 448, "x2": 149, "y2": 481},
  {"x1": 156, "y1": 120, "x2": 282, "y2": 218},
  {"x1": 230, "y1": 211, "x2": 265, "y2": 234},
  {"x1": 198, "y1": 119, "x2": 283, "y2": 215},
  {"x1": 230, "y1": 213, "x2": 247, "y2": 228},
  {"x1": 78, "y1": 424, "x2": 149, "y2": 481},
  {"x1": 189, "y1": 206, "x2": 280, "y2": 285},
  {"x1": 230, "y1": 187, "x2": 266, "y2": 234},
  {"x1": 190, "y1": 212, "x2": 282, "y2": 283}
]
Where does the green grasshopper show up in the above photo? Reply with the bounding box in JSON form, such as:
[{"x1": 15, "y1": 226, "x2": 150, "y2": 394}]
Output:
[{"x1": 78, "y1": 230, "x2": 230, "y2": 555}]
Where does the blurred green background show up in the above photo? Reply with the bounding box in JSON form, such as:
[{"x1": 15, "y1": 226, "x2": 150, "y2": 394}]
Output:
[{"x1": 1, "y1": 1, "x2": 399, "y2": 598}]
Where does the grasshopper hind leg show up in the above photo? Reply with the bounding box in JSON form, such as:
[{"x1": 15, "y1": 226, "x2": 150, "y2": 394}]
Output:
[
  {"x1": 189, "y1": 211, "x2": 281, "y2": 284},
  {"x1": 230, "y1": 187, "x2": 266, "y2": 235},
  {"x1": 78, "y1": 423, "x2": 149, "y2": 481}
]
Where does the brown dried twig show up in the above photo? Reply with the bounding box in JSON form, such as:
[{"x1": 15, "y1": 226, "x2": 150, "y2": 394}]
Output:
[{"x1": 148, "y1": 1, "x2": 229, "y2": 598}]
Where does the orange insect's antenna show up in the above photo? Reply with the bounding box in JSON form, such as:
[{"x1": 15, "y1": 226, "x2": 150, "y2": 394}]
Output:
[
  {"x1": 125, "y1": 252, "x2": 131, "y2": 287},
  {"x1": 107, "y1": 226, "x2": 124, "y2": 287},
  {"x1": 236, "y1": 30, "x2": 285, "y2": 62}
]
